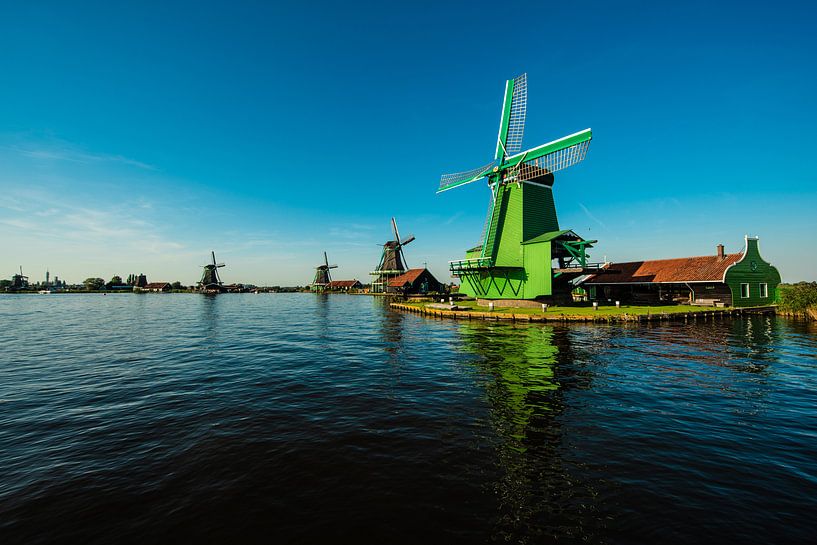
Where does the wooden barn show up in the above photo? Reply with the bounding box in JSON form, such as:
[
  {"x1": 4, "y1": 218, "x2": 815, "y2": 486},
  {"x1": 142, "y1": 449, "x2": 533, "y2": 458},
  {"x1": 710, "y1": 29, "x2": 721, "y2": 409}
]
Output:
[
  {"x1": 388, "y1": 268, "x2": 442, "y2": 295},
  {"x1": 328, "y1": 280, "x2": 363, "y2": 292},
  {"x1": 142, "y1": 282, "x2": 172, "y2": 292},
  {"x1": 582, "y1": 236, "x2": 780, "y2": 307}
]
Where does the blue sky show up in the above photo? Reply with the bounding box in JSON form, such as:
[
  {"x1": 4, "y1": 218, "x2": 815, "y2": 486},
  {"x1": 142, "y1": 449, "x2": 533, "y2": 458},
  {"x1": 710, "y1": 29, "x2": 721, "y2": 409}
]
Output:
[{"x1": 1, "y1": 1, "x2": 815, "y2": 285}]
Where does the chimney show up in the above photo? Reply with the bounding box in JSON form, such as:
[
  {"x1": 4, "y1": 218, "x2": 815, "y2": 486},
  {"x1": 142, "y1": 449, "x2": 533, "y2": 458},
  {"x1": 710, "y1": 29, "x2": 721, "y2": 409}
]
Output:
[{"x1": 717, "y1": 244, "x2": 725, "y2": 260}]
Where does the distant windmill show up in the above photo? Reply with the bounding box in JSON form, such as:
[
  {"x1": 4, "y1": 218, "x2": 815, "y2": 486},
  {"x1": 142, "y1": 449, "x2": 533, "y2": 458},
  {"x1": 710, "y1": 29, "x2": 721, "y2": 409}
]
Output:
[
  {"x1": 199, "y1": 251, "x2": 226, "y2": 293},
  {"x1": 311, "y1": 252, "x2": 337, "y2": 292},
  {"x1": 10, "y1": 266, "x2": 29, "y2": 291},
  {"x1": 369, "y1": 217, "x2": 415, "y2": 293}
]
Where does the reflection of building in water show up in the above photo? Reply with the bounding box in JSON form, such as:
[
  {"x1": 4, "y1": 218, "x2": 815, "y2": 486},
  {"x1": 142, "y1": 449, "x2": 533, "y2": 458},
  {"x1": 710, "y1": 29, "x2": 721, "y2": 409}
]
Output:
[
  {"x1": 454, "y1": 322, "x2": 602, "y2": 541},
  {"x1": 379, "y1": 300, "x2": 406, "y2": 360},
  {"x1": 732, "y1": 315, "x2": 775, "y2": 362},
  {"x1": 633, "y1": 317, "x2": 777, "y2": 376}
]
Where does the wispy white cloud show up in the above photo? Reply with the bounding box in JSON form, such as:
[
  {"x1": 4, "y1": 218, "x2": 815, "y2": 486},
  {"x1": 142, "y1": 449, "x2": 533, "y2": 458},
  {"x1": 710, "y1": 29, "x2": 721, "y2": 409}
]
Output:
[
  {"x1": 349, "y1": 223, "x2": 376, "y2": 231},
  {"x1": 34, "y1": 208, "x2": 60, "y2": 217},
  {"x1": 2, "y1": 188, "x2": 185, "y2": 255},
  {"x1": 0, "y1": 218, "x2": 39, "y2": 230},
  {"x1": 328, "y1": 225, "x2": 376, "y2": 241},
  {"x1": 20, "y1": 147, "x2": 155, "y2": 170},
  {"x1": 0, "y1": 195, "x2": 28, "y2": 212},
  {"x1": 443, "y1": 211, "x2": 464, "y2": 225},
  {"x1": 578, "y1": 202, "x2": 609, "y2": 231},
  {"x1": 0, "y1": 134, "x2": 156, "y2": 171}
]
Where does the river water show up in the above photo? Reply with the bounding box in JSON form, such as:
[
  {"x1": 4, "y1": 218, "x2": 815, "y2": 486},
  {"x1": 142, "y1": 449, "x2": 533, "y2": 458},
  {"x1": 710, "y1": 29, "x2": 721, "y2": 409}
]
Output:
[{"x1": 1, "y1": 294, "x2": 815, "y2": 544}]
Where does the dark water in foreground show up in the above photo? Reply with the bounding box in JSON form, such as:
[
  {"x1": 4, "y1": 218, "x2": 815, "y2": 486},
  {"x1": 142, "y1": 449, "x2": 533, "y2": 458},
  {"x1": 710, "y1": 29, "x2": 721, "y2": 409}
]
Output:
[{"x1": 1, "y1": 294, "x2": 815, "y2": 544}]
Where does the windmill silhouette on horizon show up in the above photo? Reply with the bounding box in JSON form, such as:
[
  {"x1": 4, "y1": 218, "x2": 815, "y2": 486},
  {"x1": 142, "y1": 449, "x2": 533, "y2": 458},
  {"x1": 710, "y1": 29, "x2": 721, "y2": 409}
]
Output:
[
  {"x1": 370, "y1": 217, "x2": 415, "y2": 293},
  {"x1": 199, "y1": 251, "x2": 226, "y2": 293},
  {"x1": 311, "y1": 252, "x2": 337, "y2": 293}
]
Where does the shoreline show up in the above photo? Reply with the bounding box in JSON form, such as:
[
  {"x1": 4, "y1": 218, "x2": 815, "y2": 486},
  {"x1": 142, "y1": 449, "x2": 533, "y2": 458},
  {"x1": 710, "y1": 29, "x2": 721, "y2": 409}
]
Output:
[{"x1": 390, "y1": 302, "x2": 779, "y2": 323}]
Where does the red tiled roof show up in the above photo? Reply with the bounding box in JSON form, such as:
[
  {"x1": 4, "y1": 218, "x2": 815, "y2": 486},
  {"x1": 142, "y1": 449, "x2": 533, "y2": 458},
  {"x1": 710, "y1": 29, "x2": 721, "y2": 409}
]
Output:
[
  {"x1": 144, "y1": 282, "x2": 171, "y2": 289},
  {"x1": 388, "y1": 268, "x2": 426, "y2": 287},
  {"x1": 328, "y1": 280, "x2": 360, "y2": 288},
  {"x1": 584, "y1": 253, "x2": 741, "y2": 284}
]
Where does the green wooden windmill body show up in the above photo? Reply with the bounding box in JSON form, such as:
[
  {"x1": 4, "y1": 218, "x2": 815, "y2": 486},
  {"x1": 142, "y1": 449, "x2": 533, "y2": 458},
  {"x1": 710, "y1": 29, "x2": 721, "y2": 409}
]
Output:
[{"x1": 439, "y1": 74, "x2": 596, "y2": 301}]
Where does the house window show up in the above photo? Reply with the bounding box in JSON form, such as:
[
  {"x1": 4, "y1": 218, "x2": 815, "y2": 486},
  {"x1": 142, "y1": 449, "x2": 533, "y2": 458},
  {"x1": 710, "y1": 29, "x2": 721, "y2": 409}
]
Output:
[
  {"x1": 759, "y1": 283, "x2": 768, "y2": 298},
  {"x1": 740, "y1": 283, "x2": 750, "y2": 298}
]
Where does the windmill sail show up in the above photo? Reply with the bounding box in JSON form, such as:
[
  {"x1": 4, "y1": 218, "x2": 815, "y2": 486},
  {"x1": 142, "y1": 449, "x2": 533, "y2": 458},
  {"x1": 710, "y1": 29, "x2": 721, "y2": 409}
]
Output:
[
  {"x1": 515, "y1": 134, "x2": 591, "y2": 183},
  {"x1": 495, "y1": 73, "x2": 527, "y2": 160},
  {"x1": 504, "y1": 73, "x2": 527, "y2": 155},
  {"x1": 438, "y1": 160, "x2": 497, "y2": 193},
  {"x1": 477, "y1": 189, "x2": 498, "y2": 256}
]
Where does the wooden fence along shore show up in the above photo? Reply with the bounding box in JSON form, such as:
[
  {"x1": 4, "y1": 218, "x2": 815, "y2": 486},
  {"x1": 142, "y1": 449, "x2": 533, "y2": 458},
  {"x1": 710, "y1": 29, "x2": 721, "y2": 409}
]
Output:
[{"x1": 389, "y1": 303, "x2": 778, "y2": 323}]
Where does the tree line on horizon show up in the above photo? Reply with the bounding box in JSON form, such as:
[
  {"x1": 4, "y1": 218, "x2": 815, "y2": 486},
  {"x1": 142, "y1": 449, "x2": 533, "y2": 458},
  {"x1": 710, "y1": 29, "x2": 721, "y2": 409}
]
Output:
[{"x1": 1, "y1": 272, "x2": 314, "y2": 293}]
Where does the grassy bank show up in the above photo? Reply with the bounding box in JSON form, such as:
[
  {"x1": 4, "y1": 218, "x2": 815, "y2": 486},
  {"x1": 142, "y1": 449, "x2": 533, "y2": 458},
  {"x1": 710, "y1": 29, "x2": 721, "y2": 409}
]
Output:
[
  {"x1": 777, "y1": 282, "x2": 817, "y2": 319},
  {"x1": 409, "y1": 300, "x2": 720, "y2": 316},
  {"x1": 391, "y1": 300, "x2": 776, "y2": 323}
]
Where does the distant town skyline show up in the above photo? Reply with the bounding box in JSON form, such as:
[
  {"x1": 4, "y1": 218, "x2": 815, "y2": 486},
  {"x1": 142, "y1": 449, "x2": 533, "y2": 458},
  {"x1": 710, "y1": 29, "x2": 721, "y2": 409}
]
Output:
[{"x1": 2, "y1": 1, "x2": 816, "y2": 285}]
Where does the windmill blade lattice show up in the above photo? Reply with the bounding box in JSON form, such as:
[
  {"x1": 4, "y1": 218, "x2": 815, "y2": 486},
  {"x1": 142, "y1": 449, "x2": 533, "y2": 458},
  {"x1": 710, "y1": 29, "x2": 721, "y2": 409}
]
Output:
[
  {"x1": 504, "y1": 73, "x2": 527, "y2": 155},
  {"x1": 399, "y1": 235, "x2": 414, "y2": 270},
  {"x1": 478, "y1": 189, "x2": 498, "y2": 249},
  {"x1": 517, "y1": 139, "x2": 590, "y2": 182},
  {"x1": 439, "y1": 160, "x2": 497, "y2": 192},
  {"x1": 391, "y1": 217, "x2": 402, "y2": 245}
]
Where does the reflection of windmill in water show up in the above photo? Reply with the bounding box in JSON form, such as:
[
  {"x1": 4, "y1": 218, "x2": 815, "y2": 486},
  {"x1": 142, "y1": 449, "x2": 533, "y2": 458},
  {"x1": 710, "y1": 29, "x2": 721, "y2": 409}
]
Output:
[
  {"x1": 455, "y1": 322, "x2": 600, "y2": 541},
  {"x1": 370, "y1": 217, "x2": 415, "y2": 294},
  {"x1": 199, "y1": 251, "x2": 226, "y2": 294},
  {"x1": 460, "y1": 323, "x2": 562, "y2": 438},
  {"x1": 379, "y1": 298, "x2": 406, "y2": 358},
  {"x1": 311, "y1": 252, "x2": 337, "y2": 292}
]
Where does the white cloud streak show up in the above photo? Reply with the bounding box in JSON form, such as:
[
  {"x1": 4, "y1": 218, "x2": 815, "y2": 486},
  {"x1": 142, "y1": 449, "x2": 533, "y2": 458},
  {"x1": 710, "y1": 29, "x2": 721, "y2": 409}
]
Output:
[
  {"x1": 578, "y1": 202, "x2": 609, "y2": 231},
  {"x1": 2, "y1": 142, "x2": 156, "y2": 171}
]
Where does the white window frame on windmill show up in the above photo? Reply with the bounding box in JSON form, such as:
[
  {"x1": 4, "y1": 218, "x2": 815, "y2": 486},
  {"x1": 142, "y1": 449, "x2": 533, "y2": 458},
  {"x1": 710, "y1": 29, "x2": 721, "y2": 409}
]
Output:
[
  {"x1": 759, "y1": 283, "x2": 768, "y2": 298},
  {"x1": 740, "y1": 283, "x2": 750, "y2": 298}
]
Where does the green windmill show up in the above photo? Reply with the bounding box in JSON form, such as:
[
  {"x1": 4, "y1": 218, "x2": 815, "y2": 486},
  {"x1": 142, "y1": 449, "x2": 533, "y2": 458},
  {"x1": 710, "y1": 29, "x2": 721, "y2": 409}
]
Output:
[{"x1": 438, "y1": 73, "x2": 598, "y2": 303}]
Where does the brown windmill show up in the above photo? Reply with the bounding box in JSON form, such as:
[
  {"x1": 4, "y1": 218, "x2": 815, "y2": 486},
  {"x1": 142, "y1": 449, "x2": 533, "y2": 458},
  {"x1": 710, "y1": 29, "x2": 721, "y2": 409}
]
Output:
[{"x1": 370, "y1": 218, "x2": 415, "y2": 293}]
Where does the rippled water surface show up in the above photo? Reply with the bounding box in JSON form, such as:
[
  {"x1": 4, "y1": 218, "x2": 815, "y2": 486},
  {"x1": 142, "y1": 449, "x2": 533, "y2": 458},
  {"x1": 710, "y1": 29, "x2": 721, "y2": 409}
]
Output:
[{"x1": 1, "y1": 294, "x2": 816, "y2": 544}]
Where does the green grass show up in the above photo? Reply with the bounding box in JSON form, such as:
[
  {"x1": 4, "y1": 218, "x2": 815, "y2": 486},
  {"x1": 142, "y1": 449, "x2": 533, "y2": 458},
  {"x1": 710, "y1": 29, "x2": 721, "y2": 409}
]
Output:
[{"x1": 406, "y1": 300, "x2": 730, "y2": 316}]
